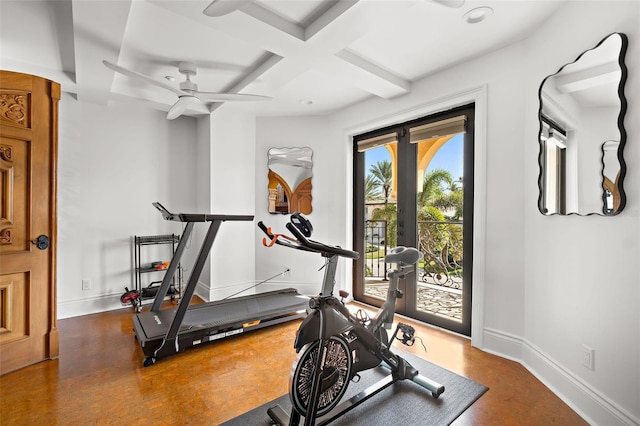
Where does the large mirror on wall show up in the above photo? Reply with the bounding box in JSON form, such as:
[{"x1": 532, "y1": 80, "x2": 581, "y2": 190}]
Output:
[
  {"x1": 268, "y1": 147, "x2": 313, "y2": 215},
  {"x1": 538, "y1": 32, "x2": 628, "y2": 216}
]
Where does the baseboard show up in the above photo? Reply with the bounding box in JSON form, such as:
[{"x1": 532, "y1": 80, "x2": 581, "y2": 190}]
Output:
[
  {"x1": 483, "y1": 328, "x2": 639, "y2": 426},
  {"x1": 58, "y1": 293, "x2": 126, "y2": 319}
]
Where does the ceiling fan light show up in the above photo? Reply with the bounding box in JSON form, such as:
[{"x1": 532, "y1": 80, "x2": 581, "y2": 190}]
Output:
[{"x1": 179, "y1": 95, "x2": 200, "y2": 104}]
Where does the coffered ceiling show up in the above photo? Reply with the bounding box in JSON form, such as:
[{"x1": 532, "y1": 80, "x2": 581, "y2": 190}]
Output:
[{"x1": 0, "y1": 0, "x2": 566, "y2": 118}]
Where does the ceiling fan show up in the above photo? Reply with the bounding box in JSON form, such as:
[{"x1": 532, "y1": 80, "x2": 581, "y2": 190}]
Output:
[
  {"x1": 103, "y1": 60, "x2": 270, "y2": 120},
  {"x1": 203, "y1": 0, "x2": 465, "y2": 17}
]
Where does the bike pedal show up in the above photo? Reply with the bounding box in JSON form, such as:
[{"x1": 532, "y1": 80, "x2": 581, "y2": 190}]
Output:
[
  {"x1": 397, "y1": 323, "x2": 417, "y2": 346},
  {"x1": 398, "y1": 323, "x2": 415, "y2": 335}
]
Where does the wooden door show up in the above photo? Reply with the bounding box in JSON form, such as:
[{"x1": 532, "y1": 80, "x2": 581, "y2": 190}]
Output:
[
  {"x1": 0, "y1": 70, "x2": 59, "y2": 375},
  {"x1": 291, "y1": 177, "x2": 312, "y2": 214}
]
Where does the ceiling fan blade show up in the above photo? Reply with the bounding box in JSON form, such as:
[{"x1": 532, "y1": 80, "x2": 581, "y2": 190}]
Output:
[
  {"x1": 431, "y1": 0, "x2": 465, "y2": 8},
  {"x1": 203, "y1": 0, "x2": 253, "y2": 17},
  {"x1": 194, "y1": 91, "x2": 271, "y2": 102},
  {"x1": 166, "y1": 99, "x2": 188, "y2": 120},
  {"x1": 103, "y1": 60, "x2": 184, "y2": 97}
]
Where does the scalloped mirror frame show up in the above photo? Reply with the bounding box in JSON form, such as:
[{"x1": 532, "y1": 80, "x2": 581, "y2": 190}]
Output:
[
  {"x1": 267, "y1": 147, "x2": 313, "y2": 215},
  {"x1": 537, "y1": 32, "x2": 628, "y2": 216}
]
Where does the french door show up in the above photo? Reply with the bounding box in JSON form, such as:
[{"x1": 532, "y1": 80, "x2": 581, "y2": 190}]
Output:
[{"x1": 353, "y1": 104, "x2": 474, "y2": 336}]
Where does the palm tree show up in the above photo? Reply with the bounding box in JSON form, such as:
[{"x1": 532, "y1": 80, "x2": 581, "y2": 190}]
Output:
[
  {"x1": 369, "y1": 160, "x2": 393, "y2": 205},
  {"x1": 365, "y1": 174, "x2": 381, "y2": 202},
  {"x1": 418, "y1": 169, "x2": 463, "y2": 220},
  {"x1": 419, "y1": 169, "x2": 453, "y2": 206},
  {"x1": 371, "y1": 203, "x2": 397, "y2": 248}
]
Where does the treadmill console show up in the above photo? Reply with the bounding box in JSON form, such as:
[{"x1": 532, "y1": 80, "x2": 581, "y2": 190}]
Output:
[
  {"x1": 152, "y1": 202, "x2": 254, "y2": 223},
  {"x1": 152, "y1": 202, "x2": 175, "y2": 221}
]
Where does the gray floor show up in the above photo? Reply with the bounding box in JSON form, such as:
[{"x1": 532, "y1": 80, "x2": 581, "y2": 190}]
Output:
[{"x1": 222, "y1": 349, "x2": 487, "y2": 426}]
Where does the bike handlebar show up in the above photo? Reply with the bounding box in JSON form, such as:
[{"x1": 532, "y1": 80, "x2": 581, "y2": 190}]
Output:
[{"x1": 258, "y1": 219, "x2": 359, "y2": 260}]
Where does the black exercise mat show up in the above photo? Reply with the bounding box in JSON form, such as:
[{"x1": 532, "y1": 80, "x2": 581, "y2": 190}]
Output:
[{"x1": 221, "y1": 350, "x2": 488, "y2": 425}]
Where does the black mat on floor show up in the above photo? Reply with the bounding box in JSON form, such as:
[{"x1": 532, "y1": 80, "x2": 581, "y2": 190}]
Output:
[{"x1": 221, "y1": 350, "x2": 488, "y2": 425}]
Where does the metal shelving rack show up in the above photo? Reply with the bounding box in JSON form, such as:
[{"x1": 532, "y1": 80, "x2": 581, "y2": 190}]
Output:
[{"x1": 134, "y1": 234, "x2": 182, "y2": 307}]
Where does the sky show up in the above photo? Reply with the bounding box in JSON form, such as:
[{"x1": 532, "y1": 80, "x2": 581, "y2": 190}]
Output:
[{"x1": 364, "y1": 133, "x2": 464, "y2": 181}]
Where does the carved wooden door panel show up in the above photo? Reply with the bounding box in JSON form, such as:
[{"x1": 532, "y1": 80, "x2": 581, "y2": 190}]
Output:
[
  {"x1": 291, "y1": 177, "x2": 312, "y2": 214},
  {"x1": 0, "y1": 70, "x2": 59, "y2": 374}
]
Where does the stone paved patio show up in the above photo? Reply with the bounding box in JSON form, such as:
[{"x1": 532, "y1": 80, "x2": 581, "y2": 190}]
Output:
[{"x1": 364, "y1": 281, "x2": 463, "y2": 321}]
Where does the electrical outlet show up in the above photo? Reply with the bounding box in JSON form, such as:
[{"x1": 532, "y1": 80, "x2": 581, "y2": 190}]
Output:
[
  {"x1": 82, "y1": 279, "x2": 91, "y2": 291},
  {"x1": 582, "y1": 344, "x2": 595, "y2": 370}
]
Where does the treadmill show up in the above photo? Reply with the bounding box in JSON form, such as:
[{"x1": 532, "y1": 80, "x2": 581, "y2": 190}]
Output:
[{"x1": 132, "y1": 202, "x2": 309, "y2": 366}]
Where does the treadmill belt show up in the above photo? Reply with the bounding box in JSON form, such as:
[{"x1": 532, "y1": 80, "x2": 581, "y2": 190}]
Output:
[
  {"x1": 135, "y1": 289, "x2": 308, "y2": 341},
  {"x1": 183, "y1": 291, "x2": 307, "y2": 327}
]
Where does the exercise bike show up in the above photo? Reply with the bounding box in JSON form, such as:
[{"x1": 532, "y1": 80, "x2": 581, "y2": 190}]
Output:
[{"x1": 258, "y1": 214, "x2": 444, "y2": 426}]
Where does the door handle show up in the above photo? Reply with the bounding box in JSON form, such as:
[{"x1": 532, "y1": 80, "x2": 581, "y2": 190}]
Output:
[{"x1": 30, "y1": 235, "x2": 50, "y2": 250}]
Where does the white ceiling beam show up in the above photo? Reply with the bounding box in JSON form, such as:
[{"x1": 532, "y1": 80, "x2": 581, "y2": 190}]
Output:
[
  {"x1": 149, "y1": 1, "x2": 305, "y2": 59},
  {"x1": 71, "y1": 0, "x2": 132, "y2": 104},
  {"x1": 209, "y1": 52, "x2": 284, "y2": 112},
  {"x1": 49, "y1": 0, "x2": 77, "y2": 84},
  {"x1": 553, "y1": 61, "x2": 620, "y2": 94},
  {"x1": 335, "y1": 49, "x2": 411, "y2": 98},
  {"x1": 203, "y1": 0, "x2": 359, "y2": 43},
  {"x1": 303, "y1": 0, "x2": 359, "y2": 41},
  {"x1": 212, "y1": 0, "x2": 413, "y2": 99},
  {"x1": 241, "y1": 2, "x2": 305, "y2": 40},
  {"x1": 223, "y1": 52, "x2": 284, "y2": 94}
]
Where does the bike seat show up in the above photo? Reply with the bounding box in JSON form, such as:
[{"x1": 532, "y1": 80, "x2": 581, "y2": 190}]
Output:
[{"x1": 385, "y1": 246, "x2": 422, "y2": 265}]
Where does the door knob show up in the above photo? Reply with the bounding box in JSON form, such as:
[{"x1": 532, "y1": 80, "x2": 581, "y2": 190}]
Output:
[{"x1": 30, "y1": 235, "x2": 50, "y2": 250}]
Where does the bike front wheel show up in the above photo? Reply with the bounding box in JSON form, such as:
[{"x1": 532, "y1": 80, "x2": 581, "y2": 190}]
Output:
[{"x1": 290, "y1": 335, "x2": 352, "y2": 418}]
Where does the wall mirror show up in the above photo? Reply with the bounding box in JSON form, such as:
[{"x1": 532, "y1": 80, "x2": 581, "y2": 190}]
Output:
[
  {"x1": 538, "y1": 32, "x2": 628, "y2": 215},
  {"x1": 268, "y1": 147, "x2": 313, "y2": 214}
]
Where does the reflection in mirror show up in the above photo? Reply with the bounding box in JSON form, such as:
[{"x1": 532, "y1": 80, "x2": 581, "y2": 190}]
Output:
[
  {"x1": 268, "y1": 147, "x2": 313, "y2": 215},
  {"x1": 538, "y1": 32, "x2": 627, "y2": 215},
  {"x1": 602, "y1": 140, "x2": 620, "y2": 214}
]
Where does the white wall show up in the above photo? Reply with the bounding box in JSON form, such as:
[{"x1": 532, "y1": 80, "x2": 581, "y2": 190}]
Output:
[
  {"x1": 523, "y1": 2, "x2": 640, "y2": 424},
  {"x1": 191, "y1": 113, "x2": 212, "y2": 301},
  {"x1": 57, "y1": 95, "x2": 198, "y2": 318},
  {"x1": 253, "y1": 1, "x2": 639, "y2": 424},
  {"x1": 194, "y1": 104, "x2": 257, "y2": 301},
  {"x1": 255, "y1": 117, "x2": 345, "y2": 294},
  {"x1": 57, "y1": 92, "x2": 258, "y2": 316}
]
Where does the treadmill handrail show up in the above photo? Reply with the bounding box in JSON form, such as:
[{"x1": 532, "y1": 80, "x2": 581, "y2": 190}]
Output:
[{"x1": 153, "y1": 202, "x2": 253, "y2": 223}]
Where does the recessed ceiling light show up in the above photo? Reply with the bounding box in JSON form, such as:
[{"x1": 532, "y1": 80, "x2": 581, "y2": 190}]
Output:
[{"x1": 463, "y1": 6, "x2": 493, "y2": 24}]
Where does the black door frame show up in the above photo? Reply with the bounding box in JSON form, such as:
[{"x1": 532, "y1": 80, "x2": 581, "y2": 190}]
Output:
[{"x1": 353, "y1": 103, "x2": 475, "y2": 336}]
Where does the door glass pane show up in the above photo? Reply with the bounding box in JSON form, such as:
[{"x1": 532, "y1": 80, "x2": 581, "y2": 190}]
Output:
[
  {"x1": 413, "y1": 132, "x2": 464, "y2": 322},
  {"x1": 361, "y1": 138, "x2": 397, "y2": 301}
]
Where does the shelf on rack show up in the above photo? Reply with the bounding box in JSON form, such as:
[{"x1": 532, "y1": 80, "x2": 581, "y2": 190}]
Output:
[{"x1": 133, "y1": 234, "x2": 182, "y2": 307}]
